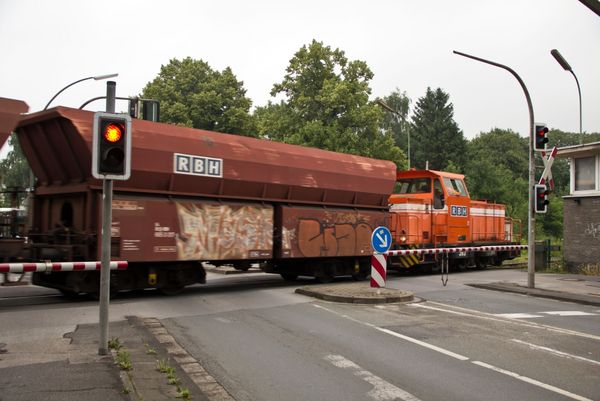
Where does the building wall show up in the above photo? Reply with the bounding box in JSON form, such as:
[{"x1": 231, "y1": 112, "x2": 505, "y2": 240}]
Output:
[{"x1": 563, "y1": 196, "x2": 600, "y2": 270}]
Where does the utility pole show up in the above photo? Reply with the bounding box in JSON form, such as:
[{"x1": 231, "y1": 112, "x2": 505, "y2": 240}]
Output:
[{"x1": 98, "y1": 81, "x2": 116, "y2": 355}]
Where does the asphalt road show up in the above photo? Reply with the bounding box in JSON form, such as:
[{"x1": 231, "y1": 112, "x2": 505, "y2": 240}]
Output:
[{"x1": 1, "y1": 269, "x2": 599, "y2": 401}]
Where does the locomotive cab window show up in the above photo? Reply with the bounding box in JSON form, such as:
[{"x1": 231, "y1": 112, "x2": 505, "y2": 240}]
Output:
[
  {"x1": 395, "y1": 178, "x2": 431, "y2": 194},
  {"x1": 443, "y1": 178, "x2": 468, "y2": 197}
]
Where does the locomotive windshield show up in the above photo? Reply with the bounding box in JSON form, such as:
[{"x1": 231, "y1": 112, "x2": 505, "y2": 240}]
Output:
[{"x1": 395, "y1": 178, "x2": 431, "y2": 194}]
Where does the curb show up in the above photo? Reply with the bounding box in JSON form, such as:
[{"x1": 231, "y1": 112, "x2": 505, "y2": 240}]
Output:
[
  {"x1": 468, "y1": 283, "x2": 600, "y2": 307},
  {"x1": 295, "y1": 285, "x2": 414, "y2": 304},
  {"x1": 137, "y1": 317, "x2": 235, "y2": 401}
]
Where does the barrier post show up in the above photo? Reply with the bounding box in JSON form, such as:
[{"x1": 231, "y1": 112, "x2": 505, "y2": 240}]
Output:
[{"x1": 370, "y1": 254, "x2": 387, "y2": 289}]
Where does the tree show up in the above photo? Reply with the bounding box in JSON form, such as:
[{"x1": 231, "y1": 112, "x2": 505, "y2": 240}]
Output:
[
  {"x1": 255, "y1": 40, "x2": 406, "y2": 167},
  {"x1": 410, "y1": 87, "x2": 466, "y2": 171},
  {"x1": 0, "y1": 135, "x2": 30, "y2": 207},
  {"x1": 378, "y1": 89, "x2": 411, "y2": 158},
  {"x1": 141, "y1": 57, "x2": 255, "y2": 136}
]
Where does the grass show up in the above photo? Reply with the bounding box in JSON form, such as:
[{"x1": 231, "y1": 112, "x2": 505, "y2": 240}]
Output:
[
  {"x1": 156, "y1": 359, "x2": 192, "y2": 400},
  {"x1": 115, "y1": 349, "x2": 133, "y2": 371},
  {"x1": 145, "y1": 343, "x2": 157, "y2": 355},
  {"x1": 108, "y1": 337, "x2": 122, "y2": 351},
  {"x1": 156, "y1": 359, "x2": 174, "y2": 374}
]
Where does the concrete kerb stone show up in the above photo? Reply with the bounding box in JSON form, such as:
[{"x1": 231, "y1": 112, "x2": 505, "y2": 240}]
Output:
[
  {"x1": 295, "y1": 282, "x2": 414, "y2": 304},
  {"x1": 468, "y1": 282, "x2": 600, "y2": 307},
  {"x1": 130, "y1": 316, "x2": 236, "y2": 401}
]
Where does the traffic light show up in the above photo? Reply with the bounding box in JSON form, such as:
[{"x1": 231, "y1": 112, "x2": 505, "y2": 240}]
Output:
[
  {"x1": 534, "y1": 184, "x2": 549, "y2": 214},
  {"x1": 92, "y1": 112, "x2": 132, "y2": 180},
  {"x1": 534, "y1": 124, "x2": 549, "y2": 151}
]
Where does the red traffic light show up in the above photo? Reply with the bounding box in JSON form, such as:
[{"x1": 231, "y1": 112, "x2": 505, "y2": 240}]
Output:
[
  {"x1": 534, "y1": 124, "x2": 549, "y2": 151},
  {"x1": 103, "y1": 123, "x2": 123, "y2": 143},
  {"x1": 92, "y1": 112, "x2": 132, "y2": 180}
]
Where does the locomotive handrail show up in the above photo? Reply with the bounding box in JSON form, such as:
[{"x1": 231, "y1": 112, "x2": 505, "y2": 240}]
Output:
[{"x1": 0, "y1": 261, "x2": 128, "y2": 274}]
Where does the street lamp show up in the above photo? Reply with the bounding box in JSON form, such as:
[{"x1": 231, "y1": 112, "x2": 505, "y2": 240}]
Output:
[
  {"x1": 44, "y1": 73, "x2": 118, "y2": 110},
  {"x1": 550, "y1": 49, "x2": 582, "y2": 137},
  {"x1": 453, "y1": 50, "x2": 537, "y2": 289},
  {"x1": 377, "y1": 99, "x2": 410, "y2": 168}
]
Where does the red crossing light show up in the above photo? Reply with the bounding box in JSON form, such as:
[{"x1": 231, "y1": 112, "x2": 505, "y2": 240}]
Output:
[
  {"x1": 103, "y1": 123, "x2": 123, "y2": 143},
  {"x1": 92, "y1": 113, "x2": 132, "y2": 180}
]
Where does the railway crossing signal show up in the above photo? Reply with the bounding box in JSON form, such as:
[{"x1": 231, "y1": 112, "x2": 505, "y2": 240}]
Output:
[
  {"x1": 92, "y1": 112, "x2": 132, "y2": 180},
  {"x1": 534, "y1": 184, "x2": 549, "y2": 213},
  {"x1": 534, "y1": 123, "x2": 549, "y2": 151}
]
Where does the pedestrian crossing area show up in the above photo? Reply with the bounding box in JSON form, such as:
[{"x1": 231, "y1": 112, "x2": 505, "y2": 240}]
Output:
[{"x1": 494, "y1": 310, "x2": 599, "y2": 319}]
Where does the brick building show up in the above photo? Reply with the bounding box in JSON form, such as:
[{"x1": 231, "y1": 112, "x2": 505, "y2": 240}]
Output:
[{"x1": 556, "y1": 141, "x2": 600, "y2": 270}]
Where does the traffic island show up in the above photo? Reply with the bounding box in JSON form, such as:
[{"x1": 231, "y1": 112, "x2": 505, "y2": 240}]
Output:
[{"x1": 295, "y1": 283, "x2": 414, "y2": 304}]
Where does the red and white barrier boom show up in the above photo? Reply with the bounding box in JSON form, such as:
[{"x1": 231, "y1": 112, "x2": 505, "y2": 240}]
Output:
[
  {"x1": 0, "y1": 261, "x2": 128, "y2": 273},
  {"x1": 387, "y1": 245, "x2": 527, "y2": 257}
]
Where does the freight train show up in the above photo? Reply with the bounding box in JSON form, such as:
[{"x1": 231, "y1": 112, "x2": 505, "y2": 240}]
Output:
[{"x1": 0, "y1": 105, "x2": 521, "y2": 296}]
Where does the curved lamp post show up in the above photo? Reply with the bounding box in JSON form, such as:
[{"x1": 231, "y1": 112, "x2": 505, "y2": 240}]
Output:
[
  {"x1": 550, "y1": 49, "x2": 581, "y2": 136},
  {"x1": 44, "y1": 73, "x2": 118, "y2": 110}
]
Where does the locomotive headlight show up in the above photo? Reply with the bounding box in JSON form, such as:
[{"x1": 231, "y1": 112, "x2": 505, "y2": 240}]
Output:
[{"x1": 400, "y1": 230, "x2": 407, "y2": 243}]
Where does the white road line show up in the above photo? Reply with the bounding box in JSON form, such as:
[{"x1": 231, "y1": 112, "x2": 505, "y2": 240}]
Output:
[
  {"x1": 414, "y1": 302, "x2": 600, "y2": 341},
  {"x1": 541, "y1": 311, "x2": 598, "y2": 316},
  {"x1": 324, "y1": 354, "x2": 422, "y2": 401},
  {"x1": 314, "y1": 304, "x2": 468, "y2": 361},
  {"x1": 493, "y1": 313, "x2": 544, "y2": 319},
  {"x1": 374, "y1": 327, "x2": 470, "y2": 361},
  {"x1": 472, "y1": 361, "x2": 593, "y2": 401},
  {"x1": 313, "y1": 304, "x2": 595, "y2": 401},
  {"x1": 510, "y1": 339, "x2": 600, "y2": 366}
]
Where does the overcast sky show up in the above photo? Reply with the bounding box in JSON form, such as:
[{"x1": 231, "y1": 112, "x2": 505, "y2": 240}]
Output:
[{"x1": 1, "y1": 0, "x2": 598, "y2": 158}]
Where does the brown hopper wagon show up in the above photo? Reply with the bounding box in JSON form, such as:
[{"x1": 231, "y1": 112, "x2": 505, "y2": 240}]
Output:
[{"x1": 11, "y1": 107, "x2": 396, "y2": 295}]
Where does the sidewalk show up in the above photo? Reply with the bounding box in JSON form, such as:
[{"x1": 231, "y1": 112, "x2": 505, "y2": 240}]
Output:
[
  {"x1": 468, "y1": 272, "x2": 600, "y2": 306},
  {"x1": 0, "y1": 316, "x2": 232, "y2": 401}
]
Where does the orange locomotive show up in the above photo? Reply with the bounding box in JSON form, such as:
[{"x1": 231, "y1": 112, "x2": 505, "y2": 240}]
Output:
[{"x1": 388, "y1": 169, "x2": 521, "y2": 271}]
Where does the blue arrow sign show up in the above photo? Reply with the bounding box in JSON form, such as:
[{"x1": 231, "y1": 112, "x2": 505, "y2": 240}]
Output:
[{"x1": 371, "y1": 226, "x2": 392, "y2": 254}]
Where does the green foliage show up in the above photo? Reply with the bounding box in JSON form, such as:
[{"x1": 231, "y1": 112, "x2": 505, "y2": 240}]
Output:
[
  {"x1": 145, "y1": 343, "x2": 157, "y2": 355},
  {"x1": 115, "y1": 350, "x2": 132, "y2": 371},
  {"x1": 176, "y1": 387, "x2": 192, "y2": 400},
  {"x1": 377, "y1": 89, "x2": 411, "y2": 158},
  {"x1": 0, "y1": 135, "x2": 30, "y2": 207},
  {"x1": 410, "y1": 87, "x2": 466, "y2": 171},
  {"x1": 141, "y1": 57, "x2": 255, "y2": 136},
  {"x1": 156, "y1": 359, "x2": 174, "y2": 374},
  {"x1": 536, "y1": 195, "x2": 563, "y2": 238},
  {"x1": 255, "y1": 40, "x2": 406, "y2": 168},
  {"x1": 108, "y1": 338, "x2": 122, "y2": 351},
  {"x1": 464, "y1": 128, "x2": 529, "y2": 232}
]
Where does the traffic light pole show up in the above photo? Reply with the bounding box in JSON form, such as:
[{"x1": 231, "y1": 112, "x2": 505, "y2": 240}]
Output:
[
  {"x1": 453, "y1": 51, "x2": 536, "y2": 289},
  {"x1": 98, "y1": 81, "x2": 116, "y2": 355}
]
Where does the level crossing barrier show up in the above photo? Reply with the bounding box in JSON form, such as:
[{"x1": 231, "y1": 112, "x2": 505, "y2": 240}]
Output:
[
  {"x1": 0, "y1": 261, "x2": 128, "y2": 273},
  {"x1": 371, "y1": 245, "x2": 528, "y2": 288}
]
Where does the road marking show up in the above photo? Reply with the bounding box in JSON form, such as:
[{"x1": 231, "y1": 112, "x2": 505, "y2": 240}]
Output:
[
  {"x1": 510, "y1": 339, "x2": 600, "y2": 366},
  {"x1": 413, "y1": 302, "x2": 600, "y2": 341},
  {"x1": 374, "y1": 327, "x2": 469, "y2": 361},
  {"x1": 314, "y1": 304, "x2": 595, "y2": 401},
  {"x1": 493, "y1": 313, "x2": 544, "y2": 319},
  {"x1": 314, "y1": 304, "x2": 469, "y2": 360},
  {"x1": 541, "y1": 311, "x2": 598, "y2": 317},
  {"x1": 324, "y1": 354, "x2": 422, "y2": 401},
  {"x1": 472, "y1": 361, "x2": 593, "y2": 401}
]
